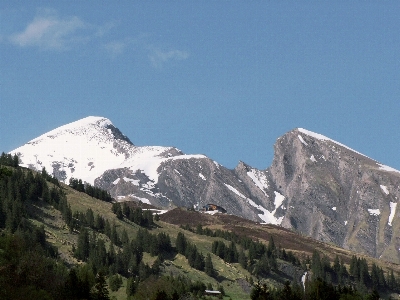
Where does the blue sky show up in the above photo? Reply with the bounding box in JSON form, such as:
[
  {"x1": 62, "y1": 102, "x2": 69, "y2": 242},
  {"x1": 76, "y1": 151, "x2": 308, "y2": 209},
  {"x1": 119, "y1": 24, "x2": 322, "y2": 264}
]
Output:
[{"x1": 1, "y1": 1, "x2": 400, "y2": 170}]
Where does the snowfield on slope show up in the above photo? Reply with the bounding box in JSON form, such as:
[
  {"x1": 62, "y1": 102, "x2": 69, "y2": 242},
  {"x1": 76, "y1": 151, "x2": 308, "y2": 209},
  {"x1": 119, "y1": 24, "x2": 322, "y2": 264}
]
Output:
[
  {"x1": 10, "y1": 116, "x2": 206, "y2": 185},
  {"x1": 224, "y1": 183, "x2": 284, "y2": 225}
]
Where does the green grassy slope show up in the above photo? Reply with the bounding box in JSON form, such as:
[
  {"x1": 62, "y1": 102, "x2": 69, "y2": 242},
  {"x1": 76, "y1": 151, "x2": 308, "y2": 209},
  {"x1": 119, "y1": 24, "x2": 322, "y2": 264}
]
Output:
[{"x1": 28, "y1": 181, "x2": 400, "y2": 299}]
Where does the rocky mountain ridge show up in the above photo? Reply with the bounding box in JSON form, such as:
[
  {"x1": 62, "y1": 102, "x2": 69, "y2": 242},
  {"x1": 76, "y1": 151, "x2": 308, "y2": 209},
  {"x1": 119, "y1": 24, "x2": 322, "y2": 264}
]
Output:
[
  {"x1": 10, "y1": 116, "x2": 400, "y2": 263},
  {"x1": 269, "y1": 128, "x2": 400, "y2": 263}
]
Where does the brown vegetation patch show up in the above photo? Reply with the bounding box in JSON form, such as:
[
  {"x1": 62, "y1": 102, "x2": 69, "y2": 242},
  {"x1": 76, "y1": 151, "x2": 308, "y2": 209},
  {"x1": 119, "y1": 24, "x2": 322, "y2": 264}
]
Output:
[{"x1": 160, "y1": 208, "x2": 400, "y2": 274}]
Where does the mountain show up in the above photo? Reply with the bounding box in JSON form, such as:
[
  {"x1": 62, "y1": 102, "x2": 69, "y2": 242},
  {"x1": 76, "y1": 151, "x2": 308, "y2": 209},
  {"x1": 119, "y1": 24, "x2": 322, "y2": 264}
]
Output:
[
  {"x1": 268, "y1": 128, "x2": 400, "y2": 263},
  {"x1": 10, "y1": 116, "x2": 400, "y2": 264},
  {"x1": 11, "y1": 116, "x2": 279, "y2": 220}
]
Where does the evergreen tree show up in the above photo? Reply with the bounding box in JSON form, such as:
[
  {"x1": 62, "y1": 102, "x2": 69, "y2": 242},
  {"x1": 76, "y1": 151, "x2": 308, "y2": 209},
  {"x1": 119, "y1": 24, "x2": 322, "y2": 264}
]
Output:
[
  {"x1": 126, "y1": 276, "x2": 138, "y2": 297},
  {"x1": 75, "y1": 228, "x2": 90, "y2": 261},
  {"x1": 333, "y1": 255, "x2": 340, "y2": 275},
  {"x1": 388, "y1": 269, "x2": 396, "y2": 290},
  {"x1": 110, "y1": 222, "x2": 120, "y2": 246},
  {"x1": 238, "y1": 247, "x2": 248, "y2": 269},
  {"x1": 205, "y1": 253, "x2": 215, "y2": 277},
  {"x1": 108, "y1": 274, "x2": 123, "y2": 292},
  {"x1": 122, "y1": 202, "x2": 130, "y2": 219},
  {"x1": 176, "y1": 232, "x2": 187, "y2": 255},
  {"x1": 311, "y1": 250, "x2": 322, "y2": 279},
  {"x1": 91, "y1": 272, "x2": 110, "y2": 300},
  {"x1": 267, "y1": 235, "x2": 276, "y2": 256},
  {"x1": 86, "y1": 208, "x2": 94, "y2": 228},
  {"x1": 250, "y1": 282, "x2": 270, "y2": 300}
]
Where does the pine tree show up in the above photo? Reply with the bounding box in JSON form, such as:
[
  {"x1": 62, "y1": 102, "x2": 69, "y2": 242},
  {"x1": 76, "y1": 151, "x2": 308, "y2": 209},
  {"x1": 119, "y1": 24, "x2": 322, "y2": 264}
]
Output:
[
  {"x1": 122, "y1": 202, "x2": 130, "y2": 219},
  {"x1": 75, "y1": 228, "x2": 90, "y2": 261},
  {"x1": 349, "y1": 255, "x2": 358, "y2": 278},
  {"x1": 311, "y1": 250, "x2": 322, "y2": 279},
  {"x1": 205, "y1": 253, "x2": 215, "y2": 277},
  {"x1": 194, "y1": 251, "x2": 205, "y2": 271},
  {"x1": 126, "y1": 276, "x2": 138, "y2": 297},
  {"x1": 388, "y1": 269, "x2": 396, "y2": 290},
  {"x1": 86, "y1": 208, "x2": 94, "y2": 228},
  {"x1": 110, "y1": 222, "x2": 120, "y2": 246},
  {"x1": 176, "y1": 232, "x2": 187, "y2": 254},
  {"x1": 333, "y1": 255, "x2": 340, "y2": 274},
  {"x1": 91, "y1": 272, "x2": 110, "y2": 300},
  {"x1": 267, "y1": 235, "x2": 276, "y2": 256},
  {"x1": 238, "y1": 247, "x2": 248, "y2": 269}
]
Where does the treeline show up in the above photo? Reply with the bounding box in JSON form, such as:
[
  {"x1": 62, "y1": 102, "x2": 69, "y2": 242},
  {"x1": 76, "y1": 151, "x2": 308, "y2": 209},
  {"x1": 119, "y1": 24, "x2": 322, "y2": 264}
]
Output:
[
  {"x1": 176, "y1": 232, "x2": 212, "y2": 274},
  {"x1": 181, "y1": 224, "x2": 298, "y2": 278},
  {"x1": 251, "y1": 279, "x2": 381, "y2": 300},
  {"x1": 0, "y1": 152, "x2": 19, "y2": 167},
  {"x1": 69, "y1": 177, "x2": 113, "y2": 202},
  {"x1": 0, "y1": 164, "x2": 69, "y2": 233},
  {"x1": 130, "y1": 275, "x2": 225, "y2": 300},
  {"x1": 111, "y1": 202, "x2": 154, "y2": 227},
  {"x1": 249, "y1": 251, "x2": 397, "y2": 299},
  {"x1": 309, "y1": 250, "x2": 400, "y2": 294},
  {"x1": 183, "y1": 224, "x2": 400, "y2": 297}
]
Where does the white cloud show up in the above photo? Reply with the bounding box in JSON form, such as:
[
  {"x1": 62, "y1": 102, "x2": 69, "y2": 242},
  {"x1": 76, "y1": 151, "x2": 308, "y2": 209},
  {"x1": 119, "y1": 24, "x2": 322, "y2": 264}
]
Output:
[
  {"x1": 10, "y1": 11, "x2": 86, "y2": 50},
  {"x1": 104, "y1": 40, "x2": 127, "y2": 56},
  {"x1": 9, "y1": 9, "x2": 190, "y2": 67},
  {"x1": 148, "y1": 48, "x2": 189, "y2": 68},
  {"x1": 95, "y1": 22, "x2": 116, "y2": 37}
]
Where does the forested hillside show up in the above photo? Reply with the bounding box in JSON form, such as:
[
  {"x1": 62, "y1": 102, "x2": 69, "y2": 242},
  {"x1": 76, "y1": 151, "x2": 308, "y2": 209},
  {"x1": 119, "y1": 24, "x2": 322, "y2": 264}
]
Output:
[{"x1": 1, "y1": 151, "x2": 400, "y2": 300}]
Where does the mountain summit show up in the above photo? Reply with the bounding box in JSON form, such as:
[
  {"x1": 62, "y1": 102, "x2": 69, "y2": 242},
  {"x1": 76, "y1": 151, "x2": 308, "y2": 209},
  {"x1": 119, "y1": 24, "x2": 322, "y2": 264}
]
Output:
[
  {"x1": 11, "y1": 116, "x2": 179, "y2": 184},
  {"x1": 10, "y1": 117, "x2": 400, "y2": 263}
]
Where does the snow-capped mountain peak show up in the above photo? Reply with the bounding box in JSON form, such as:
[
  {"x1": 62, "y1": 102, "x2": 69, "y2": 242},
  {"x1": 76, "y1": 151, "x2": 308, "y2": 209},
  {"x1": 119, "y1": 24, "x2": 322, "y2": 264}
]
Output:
[
  {"x1": 28, "y1": 116, "x2": 133, "y2": 146},
  {"x1": 10, "y1": 116, "x2": 176, "y2": 184}
]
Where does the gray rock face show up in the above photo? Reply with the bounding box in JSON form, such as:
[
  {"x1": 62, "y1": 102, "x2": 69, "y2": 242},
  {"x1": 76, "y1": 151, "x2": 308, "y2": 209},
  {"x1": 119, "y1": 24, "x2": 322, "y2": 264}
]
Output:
[
  {"x1": 268, "y1": 129, "x2": 400, "y2": 263},
  {"x1": 95, "y1": 127, "x2": 400, "y2": 263},
  {"x1": 96, "y1": 155, "x2": 274, "y2": 222}
]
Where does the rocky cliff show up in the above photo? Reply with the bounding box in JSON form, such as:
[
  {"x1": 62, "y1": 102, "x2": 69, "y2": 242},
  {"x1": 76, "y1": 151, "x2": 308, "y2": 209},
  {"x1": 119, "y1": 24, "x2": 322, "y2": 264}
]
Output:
[{"x1": 269, "y1": 128, "x2": 400, "y2": 262}]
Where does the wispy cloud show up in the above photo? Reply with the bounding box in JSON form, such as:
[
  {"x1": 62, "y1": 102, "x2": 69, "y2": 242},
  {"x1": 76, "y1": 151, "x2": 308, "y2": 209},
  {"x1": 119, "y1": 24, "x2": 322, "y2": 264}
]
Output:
[
  {"x1": 10, "y1": 10, "x2": 87, "y2": 50},
  {"x1": 104, "y1": 40, "x2": 128, "y2": 57},
  {"x1": 8, "y1": 9, "x2": 190, "y2": 68},
  {"x1": 148, "y1": 48, "x2": 189, "y2": 68}
]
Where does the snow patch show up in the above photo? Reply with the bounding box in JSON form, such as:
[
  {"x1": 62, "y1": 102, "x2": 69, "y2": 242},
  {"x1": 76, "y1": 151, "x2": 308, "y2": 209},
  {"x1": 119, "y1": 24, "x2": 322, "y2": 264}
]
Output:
[
  {"x1": 129, "y1": 195, "x2": 151, "y2": 204},
  {"x1": 380, "y1": 185, "x2": 389, "y2": 195},
  {"x1": 274, "y1": 191, "x2": 285, "y2": 210},
  {"x1": 332, "y1": 207, "x2": 336, "y2": 211},
  {"x1": 298, "y1": 128, "x2": 370, "y2": 159},
  {"x1": 247, "y1": 169, "x2": 269, "y2": 196},
  {"x1": 388, "y1": 202, "x2": 397, "y2": 226},
  {"x1": 298, "y1": 135, "x2": 308, "y2": 146},
  {"x1": 199, "y1": 173, "x2": 206, "y2": 181},
  {"x1": 301, "y1": 272, "x2": 307, "y2": 291},
  {"x1": 368, "y1": 209, "x2": 380, "y2": 216},
  {"x1": 377, "y1": 163, "x2": 400, "y2": 174},
  {"x1": 310, "y1": 155, "x2": 317, "y2": 162},
  {"x1": 224, "y1": 184, "x2": 284, "y2": 225},
  {"x1": 113, "y1": 178, "x2": 120, "y2": 185},
  {"x1": 145, "y1": 208, "x2": 168, "y2": 215},
  {"x1": 123, "y1": 177, "x2": 140, "y2": 186},
  {"x1": 344, "y1": 221, "x2": 348, "y2": 225},
  {"x1": 225, "y1": 184, "x2": 246, "y2": 199}
]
